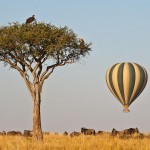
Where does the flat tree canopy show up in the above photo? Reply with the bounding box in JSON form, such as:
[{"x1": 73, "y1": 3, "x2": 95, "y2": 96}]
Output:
[{"x1": 0, "y1": 22, "x2": 91, "y2": 140}]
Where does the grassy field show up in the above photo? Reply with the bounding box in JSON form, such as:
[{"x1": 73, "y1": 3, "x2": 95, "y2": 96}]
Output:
[{"x1": 0, "y1": 133, "x2": 150, "y2": 150}]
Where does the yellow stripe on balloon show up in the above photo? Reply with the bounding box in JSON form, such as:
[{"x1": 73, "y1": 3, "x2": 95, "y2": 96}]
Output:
[
  {"x1": 106, "y1": 67, "x2": 120, "y2": 101},
  {"x1": 123, "y1": 63, "x2": 131, "y2": 105},
  {"x1": 112, "y1": 64, "x2": 124, "y2": 105}
]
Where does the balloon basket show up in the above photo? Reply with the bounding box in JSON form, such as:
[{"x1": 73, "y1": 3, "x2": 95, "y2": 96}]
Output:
[{"x1": 123, "y1": 108, "x2": 130, "y2": 113}]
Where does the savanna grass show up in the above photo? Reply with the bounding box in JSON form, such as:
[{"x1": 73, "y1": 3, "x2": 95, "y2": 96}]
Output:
[{"x1": 0, "y1": 133, "x2": 150, "y2": 150}]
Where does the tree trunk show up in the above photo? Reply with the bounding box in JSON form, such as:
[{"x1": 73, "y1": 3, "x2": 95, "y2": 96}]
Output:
[{"x1": 32, "y1": 83, "x2": 43, "y2": 141}]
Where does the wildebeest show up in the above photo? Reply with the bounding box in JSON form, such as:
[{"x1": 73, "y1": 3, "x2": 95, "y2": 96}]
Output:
[
  {"x1": 25, "y1": 15, "x2": 35, "y2": 24},
  {"x1": 0, "y1": 131, "x2": 6, "y2": 135},
  {"x1": 2, "y1": 131, "x2": 6, "y2": 135},
  {"x1": 0, "y1": 131, "x2": 6, "y2": 136},
  {"x1": 81, "y1": 127, "x2": 96, "y2": 135},
  {"x1": 23, "y1": 130, "x2": 33, "y2": 137},
  {"x1": 63, "y1": 131, "x2": 68, "y2": 136},
  {"x1": 112, "y1": 128, "x2": 119, "y2": 136},
  {"x1": 123, "y1": 128, "x2": 139, "y2": 135},
  {"x1": 7, "y1": 131, "x2": 22, "y2": 136},
  {"x1": 70, "y1": 131, "x2": 81, "y2": 138},
  {"x1": 96, "y1": 131, "x2": 111, "y2": 136},
  {"x1": 96, "y1": 131, "x2": 104, "y2": 135},
  {"x1": 111, "y1": 128, "x2": 124, "y2": 136}
]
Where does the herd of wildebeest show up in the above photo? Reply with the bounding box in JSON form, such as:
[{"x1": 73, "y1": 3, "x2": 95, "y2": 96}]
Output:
[
  {"x1": 0, "y1": 127, "x2": 148, "y2": 138},
  {"x1": 67, "y1": 127, "x2": 144, "y2": 138}
]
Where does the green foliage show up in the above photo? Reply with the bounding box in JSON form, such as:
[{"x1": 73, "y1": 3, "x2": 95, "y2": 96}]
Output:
[{"x1": 0, "y1": 22, "x2": 91, "y2": 66}]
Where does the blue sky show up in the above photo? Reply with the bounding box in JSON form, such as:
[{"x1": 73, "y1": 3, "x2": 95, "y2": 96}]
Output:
[{"x1": 0, "y1": 0, "x2": 150, "y2": 133}]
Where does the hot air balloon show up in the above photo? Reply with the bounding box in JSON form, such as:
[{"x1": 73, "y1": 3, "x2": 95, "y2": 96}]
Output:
[{"x1": 106, "y1": 62, "x2": 148, "y2": 112}]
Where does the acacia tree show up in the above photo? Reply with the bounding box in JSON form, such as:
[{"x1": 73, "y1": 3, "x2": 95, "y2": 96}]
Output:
[{"x1": 0, "y1": 22, "x2": 91, "y2": 140}]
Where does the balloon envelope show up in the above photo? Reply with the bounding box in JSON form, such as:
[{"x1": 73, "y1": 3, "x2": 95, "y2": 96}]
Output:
[{"x1": 106, "y1": 62, "x2": 148, "y2": 112}]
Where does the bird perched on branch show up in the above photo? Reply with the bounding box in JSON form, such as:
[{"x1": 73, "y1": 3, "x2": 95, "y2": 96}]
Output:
[
  {"x1": 25, "y1": 15, "x2": 35, "y2": 24},
  {"x1": 79, "y1": 38, "x2": 84, "y2": 45},
  {"x1": 79, "y1": 38, "x2": 85, "y2": 50}
]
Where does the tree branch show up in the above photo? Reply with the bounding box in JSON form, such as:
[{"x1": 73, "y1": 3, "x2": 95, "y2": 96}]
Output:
[
  {"x1": 22, "y1": 74, "x2": 35, "y2": 99},
  {"x1": 1, "y1": 58, "x2": 24, "y2": 75},
  {"x1": 0, "y1": 57, "x2": 34, "y2": 98},
  {"x1": 9, "y1": 51, "x2": 33, "y2": 72}
]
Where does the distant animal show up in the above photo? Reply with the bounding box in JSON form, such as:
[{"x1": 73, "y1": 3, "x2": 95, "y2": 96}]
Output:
[
  {"x1": 96, "y1": 131, "x2": 104, "y2": 135},
  {"x1": 25, "y1": 15, "x2": 35, "y2": 24},
  {"x1": 63, "y1": 131, "x2": 68, "y2": 136},
  {"x1": 81, "y1": 127, "x2": 95, "y2": 135},
  {"x1": 70, "y1": 131, "x2": 81, "y2": 138},
  {"x1": 112, "y1": 128, "x2": 119, "y2": 135},
  {"x1": 111, "y1": 128, "x2": 124, "y2": 136},
  {"x1": 123, "y1": 128, "x2": 139, "y2": 135},
  {"x1": 23, "y1": 130, "x2": 33, "y2": 137},
  {"x1": 96, "y1": 131, "x2": 111, "y2": 136},
  {"x1": 0, "y1": 131, "x2": 6, "y2": 136},
  {"x1": 2, "y1": 131, "x2": 6, "y2": 135},
  {"x1": 7, "y1": 131, "x2": 22, "y2": 136}
]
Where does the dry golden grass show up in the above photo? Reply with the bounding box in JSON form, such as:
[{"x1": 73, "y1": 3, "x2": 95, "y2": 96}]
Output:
[{"x1": 0, "y1": 133, "x2": 150, "y2": 150}]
